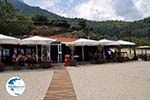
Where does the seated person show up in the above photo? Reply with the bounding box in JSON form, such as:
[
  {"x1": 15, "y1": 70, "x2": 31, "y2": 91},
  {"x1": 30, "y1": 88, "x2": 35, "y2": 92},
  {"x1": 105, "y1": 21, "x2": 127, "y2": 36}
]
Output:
[
  {"x1": 12, "y1": 53, "x2": 17, "y2": 66},
  {"x1": 17, "y1": 53, "x2": 25, "y2": 66}
]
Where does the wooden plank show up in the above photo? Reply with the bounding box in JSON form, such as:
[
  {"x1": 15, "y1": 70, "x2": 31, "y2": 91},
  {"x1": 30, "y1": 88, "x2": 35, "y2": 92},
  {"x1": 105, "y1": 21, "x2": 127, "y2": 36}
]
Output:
[{"x1": 44, "y1": 68, "x2": 77, "y2": 100}]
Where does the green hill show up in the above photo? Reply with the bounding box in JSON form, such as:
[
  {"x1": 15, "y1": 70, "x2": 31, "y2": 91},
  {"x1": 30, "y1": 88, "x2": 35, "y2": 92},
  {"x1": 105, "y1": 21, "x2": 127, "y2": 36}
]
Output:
[
  {"x1": 0, "y1": 0, "x2": 150, "y2": 45},
  {"x1": 7, "y1": 0, "x2": 64, "y2": 20}
]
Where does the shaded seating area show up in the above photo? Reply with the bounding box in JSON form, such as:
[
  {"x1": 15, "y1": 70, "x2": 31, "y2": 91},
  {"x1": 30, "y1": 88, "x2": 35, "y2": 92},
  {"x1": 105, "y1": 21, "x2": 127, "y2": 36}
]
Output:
[
  {"x1": 19, "y1": 36, "x2": 56, "y2": 69},
  {"x1": 0, "y1": 34, "x2": 143, "y2": 71},
  {"x1": 99, "y1": 39, "x2": 120, "y2": 63},
  {"x1": 137, "y1": 46, "x2": 150, "y2": 61},
  {"x1": 0, "y1": 35, "x2": 56, "y2": 71},
  {"x1": 58, "y1": 37, "x2": 138, "y2": 66},
  {"x1": 98, "y1": 39, "x2": 137, "y2": 63},
  {"x1": 72, "y1": 38, "x2": 99, "y2": 61},
  {"x1": 116, "y1": 40, "x2": 137, "y2": 62},
  {"x1": 74, "y1": 46, "x2": 98, "y2": 61},
  {"x1": 0, "y1": 34, "x2": 20, "y2": 71}
]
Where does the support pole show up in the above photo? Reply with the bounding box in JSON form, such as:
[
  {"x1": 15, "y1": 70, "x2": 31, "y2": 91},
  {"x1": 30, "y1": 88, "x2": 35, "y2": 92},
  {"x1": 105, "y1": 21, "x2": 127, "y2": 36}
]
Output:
[
  {"x1": 41, "y1": 45, "x2": 43, "y2": 60},
  {"x1": 48, "y1": 44, "x2": 51, "y2": 61},
  {"x1": 36, "y1": 45, "x2": 38, "y2": 57},
  {"x1": 59, "y1": 44, "x2": 62, "y2": 62},
  {"x1": 82, "y1": 46, "x2": 84, "y2": 61},
  {"x1": 0, "y1": 44, "x2": 1, "y2": 63},
  {"x1": 57, "y1": 44, "x2": 59, "y2": 63}
]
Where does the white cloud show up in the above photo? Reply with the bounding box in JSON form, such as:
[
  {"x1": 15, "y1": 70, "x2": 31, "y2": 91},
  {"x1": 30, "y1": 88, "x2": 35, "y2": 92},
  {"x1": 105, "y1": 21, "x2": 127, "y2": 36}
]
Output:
[
  {"x1": 133, "y1": 0, "x2": 150, "y2": 18},
  {"x1": 24, "y1": 0, "x2": 59, "y2": 9},
  {"x1": 111, "y1": 0, "x2": 142, "y2": 21},
  {"x1": 66, "y1": 0, "x2": 150, "y2": 21},
  {"x1": 24, "y1": 0, "x2": 74, "y2": 17},
  {"x1": 67, "y1": 0, "x2": 124, "y2": 21},
  {"x1": 23, "y1": 0, "x2": 150, "y2": 21}
]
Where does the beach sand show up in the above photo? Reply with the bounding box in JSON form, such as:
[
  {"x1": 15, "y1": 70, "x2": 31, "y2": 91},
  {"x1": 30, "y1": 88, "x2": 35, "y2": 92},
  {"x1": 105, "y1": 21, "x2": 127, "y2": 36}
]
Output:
[
  {"x1": 68, "y1": 61, "x2": 150, "y2": 100},
  {"x1": 0, "y1": 69, "x2": 53, "y2": 100}
]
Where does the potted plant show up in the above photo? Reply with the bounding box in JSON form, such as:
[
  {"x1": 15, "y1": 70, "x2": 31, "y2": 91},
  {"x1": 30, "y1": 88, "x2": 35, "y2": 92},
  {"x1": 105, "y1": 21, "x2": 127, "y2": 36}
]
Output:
[{"x1": 68, "y1": 44, "x2": 76, "y2": 66}]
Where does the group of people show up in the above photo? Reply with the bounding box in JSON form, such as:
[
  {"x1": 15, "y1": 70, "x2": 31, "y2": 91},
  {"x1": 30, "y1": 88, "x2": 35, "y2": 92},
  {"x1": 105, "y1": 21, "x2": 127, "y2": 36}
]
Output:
[
  {"x1": 12, "y1": 52, "x2": 41, "y2": 67},
  {"x1": 88, "y1": 48, "x2": 120, "y2": 63}
]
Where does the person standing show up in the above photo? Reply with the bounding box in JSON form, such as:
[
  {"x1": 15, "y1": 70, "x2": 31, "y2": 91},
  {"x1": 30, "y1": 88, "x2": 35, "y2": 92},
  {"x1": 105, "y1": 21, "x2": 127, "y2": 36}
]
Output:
[{"x1": 12, "y1": 53, "x2": 17, "y2": 69}]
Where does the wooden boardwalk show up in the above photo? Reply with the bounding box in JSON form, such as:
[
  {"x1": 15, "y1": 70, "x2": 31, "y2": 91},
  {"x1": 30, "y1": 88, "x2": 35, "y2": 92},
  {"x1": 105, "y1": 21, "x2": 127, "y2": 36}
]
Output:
[{"x1": 44, "y1": 68, "x2": 77, "y2": 100}]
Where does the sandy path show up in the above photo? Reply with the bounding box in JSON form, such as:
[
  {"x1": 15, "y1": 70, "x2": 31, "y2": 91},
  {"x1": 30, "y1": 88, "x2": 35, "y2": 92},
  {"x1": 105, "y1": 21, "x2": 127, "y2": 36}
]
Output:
[
  {"x1": 68, "y1": 61, "x2": 150, "y2": 100},
  {"x1": 0, "y1": 69, "x2": 53, "y2": 100}
]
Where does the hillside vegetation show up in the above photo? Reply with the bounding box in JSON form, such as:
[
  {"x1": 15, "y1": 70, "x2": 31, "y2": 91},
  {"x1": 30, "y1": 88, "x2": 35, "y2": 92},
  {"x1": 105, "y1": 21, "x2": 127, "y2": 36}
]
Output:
[{"x1": 0, "y1": 0, "x2": 150, "y2": 45}]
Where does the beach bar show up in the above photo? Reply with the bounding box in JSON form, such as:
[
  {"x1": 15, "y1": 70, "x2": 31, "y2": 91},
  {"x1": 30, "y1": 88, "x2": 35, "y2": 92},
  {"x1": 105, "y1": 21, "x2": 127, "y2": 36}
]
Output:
[
  {"x1": 0, "y1": 34, "x2": 140, "y2": 70},
  {"x1": 137, "y1": 46, "x2": 150, "y2": 61}
]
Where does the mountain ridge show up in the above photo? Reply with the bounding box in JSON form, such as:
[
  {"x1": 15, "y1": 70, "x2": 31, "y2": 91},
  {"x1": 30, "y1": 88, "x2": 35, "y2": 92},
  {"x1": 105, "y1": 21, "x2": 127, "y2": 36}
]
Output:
[
  {"x1": 7, "y1": 0, "x2": 64, "y2": 20},
  {"x1": 1, "y1": 0, "x2": 150, "y2": 22},
  {"x1": 0, "y1": 0, "x2": 150, "y2": 45}
]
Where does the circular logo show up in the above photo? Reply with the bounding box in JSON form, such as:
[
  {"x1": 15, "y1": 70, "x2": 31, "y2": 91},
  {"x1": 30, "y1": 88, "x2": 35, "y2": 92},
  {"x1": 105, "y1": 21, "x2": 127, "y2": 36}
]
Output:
[{"x1": 6, "y1": 77, "x2": 25, "y2": 96}]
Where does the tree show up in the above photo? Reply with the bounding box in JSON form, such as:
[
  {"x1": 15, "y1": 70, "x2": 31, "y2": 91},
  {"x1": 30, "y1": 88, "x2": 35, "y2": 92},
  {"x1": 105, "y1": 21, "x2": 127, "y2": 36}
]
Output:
[
  {"x1": 78, "y1": 19, "x2": 86, "y2": 30},
  {"x1": 0, "y1": 1, "x2": 17, "y2": 34},
  {"x1": 148, "y1": 28, "x2": 150, "y2": 39},
  {"x1": 32, "y1": 14, "x2": 49, "y2": 25},
  {"x1": 51, "y1": 20, "x2": 70, "y2": 28},
  {"x1": 58, "y1": 20, "x2": 70, "y2": 28},
  {"x1": 0, "y1": 1, "x2": 33, "y2": 35},
  {"x1": 0, "y1": 1, "x2": 16, "y2": 19}
]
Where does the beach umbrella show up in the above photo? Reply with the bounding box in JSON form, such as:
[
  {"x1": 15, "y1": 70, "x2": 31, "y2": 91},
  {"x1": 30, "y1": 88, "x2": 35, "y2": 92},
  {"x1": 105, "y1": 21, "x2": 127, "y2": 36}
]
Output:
[
  {"x1": 0, "y1": 34, "x2": 20, "y2": 44},
  {"x1": 20, "y1": 36, "x2": 56, "y2": 59},
  {"x1": 20, "y1": 36, "x2": 56, "y2": 45},
  {"x1": 73, "y1": 38, "x2": 99, "y2": 46},
  {"x1": 72, "y1": 38, "x2": 99, "y2": 61},
  {"x1": 117, "y1": 40, "x2": 135, "y2": 46},
  {"x1": 99, "y1": 39, "x2": 119, "y2": 46}
]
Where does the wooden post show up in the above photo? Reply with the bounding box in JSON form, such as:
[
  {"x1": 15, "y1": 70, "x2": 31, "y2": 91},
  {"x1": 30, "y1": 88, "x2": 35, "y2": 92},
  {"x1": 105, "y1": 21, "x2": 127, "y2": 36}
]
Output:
[{"x1": 82, "y1": 46, "x2": 84, "y2": 61}]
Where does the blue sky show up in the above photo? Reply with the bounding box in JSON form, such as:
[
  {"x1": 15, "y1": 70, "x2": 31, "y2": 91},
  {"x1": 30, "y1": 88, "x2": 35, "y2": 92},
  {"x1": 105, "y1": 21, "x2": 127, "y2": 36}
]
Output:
[{"x1": 23, "y1": 0, "x2": 150, "y2": 21}]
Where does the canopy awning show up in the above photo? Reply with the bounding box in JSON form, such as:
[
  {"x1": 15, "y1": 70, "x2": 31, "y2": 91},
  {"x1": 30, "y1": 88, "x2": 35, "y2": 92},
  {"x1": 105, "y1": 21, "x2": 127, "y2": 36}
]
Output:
[
  {"x1": 20, "y1": 36, "x2": 56, "y2": 45},
  {"x1": 0, "y1": 34, "x2": 20, "y2": 44},
  {"x1": 117, "y1": 40, "x2": 135, "y2": 46},
  {"x1": 72, "y1": 38, "x2": 99, "y2": 46},
  {"x1": 137, "y1": 46, "x2": 150, "y2": 49},
  {"x1": 99, "y1": 39, "x2": 119, "y2": 46}
]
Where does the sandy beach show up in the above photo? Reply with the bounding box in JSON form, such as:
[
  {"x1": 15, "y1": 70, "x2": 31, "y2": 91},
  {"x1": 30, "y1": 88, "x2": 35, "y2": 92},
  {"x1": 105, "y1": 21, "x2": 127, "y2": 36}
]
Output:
[
  {"x1": 0, "y1": 69, "x2": 53, "y2": 100},
  {"x1": 68, "y1": 61, "x2": 150, "y2": 100},
  {"x1": 0, "y1": 61, "x2": 150, "y2": 100}
]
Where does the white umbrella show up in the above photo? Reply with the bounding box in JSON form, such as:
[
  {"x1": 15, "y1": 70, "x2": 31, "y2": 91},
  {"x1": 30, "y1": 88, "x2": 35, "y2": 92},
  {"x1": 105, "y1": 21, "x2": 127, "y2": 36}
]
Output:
[
  {"x1": 99, "y1": 39, "x2": 119, "y2": 46},
  {"x1": 20, "y1": 36, "x2": 56, "y2": 45},
  {"x1": 20, "y1": 36, "x2": 56, "y2": 60},
  {"x1": 117, "y1": 40, "x2": 135, "y2": 46},
  {"x1": 0, "y1": 34, "x2": 20, "y2": 44},
  {"x1": 72, "y1": 38, "x2": 99, "y2": 61},
  {"x1": 73, "y1": 38, "x2": 99, "y2": 46}
]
